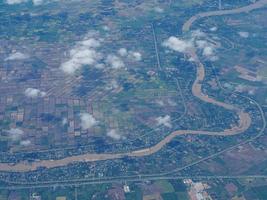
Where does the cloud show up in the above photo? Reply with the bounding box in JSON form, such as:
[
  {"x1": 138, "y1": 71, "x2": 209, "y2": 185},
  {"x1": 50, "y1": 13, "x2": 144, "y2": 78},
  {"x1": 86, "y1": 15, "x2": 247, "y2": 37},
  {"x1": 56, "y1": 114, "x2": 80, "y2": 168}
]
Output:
[
  {"x1": 195, "y1": 40, "x2": 208, "y2": 49},
  {"x1": 20, "y1": 140, "x2": 31, "y2": 146},
  {"x1": 210, "y1": 27, "x2": 218, "y2": 32},
  {"x1": 5, "y1": 52, "x2": 29, "y2": 61},
  {"x1": 25, "y1": 88, "x2": 46, "y2": 98},
  {"x1": 62, "y1": 118, "x2": 68, "y2": 125},
  {"x1": 106, "y1": 129, "x2": 122, "y2": 140},
  {"x1": 238, "y1": 32, "x2": 249, "y2": 38},
  {"x1": 162, "y1": 36, "x2": 193, "y2": 53},
  {"x1": 203, "y1": 46, "x2": 214, "y2": 56},
  {"x1": 106, "y1": 79, "x2": 119, "y2": 90},
  {"x1": 195, "y1": 39, "x2": 217, "y2": 61},
  {"x1": 79, "y1": 38, "x2": 101, "y2": 48},
  {"x1": 6, "y1": 128, "x2": 24, "y2": 141},
  {"x1": 156, "y1": 115, "x2": 172, "y2": 128},
  {"x1": 6, "y1": 0, "x2": 43, "y2": 5},
  {"x1": 191, "y1": 30, "x2": 206, "y2": 38},
  {"x1": 163, "y1": 33, "x2": 218, "y2": 61},
  {"x1": 118, "y1": 48, "x2": 128, "y2": 57},
  {"x1": 80, "y1": 113, "x2": 97, "y2": 130},
  {"x1": 102, "y1": 26, "x2": 110, "y2": 31},
  {"x1": 5, "y1": 0, "x2": 27, "y2": 4},
  {"x1": 154, "y1": 7, "x2": 164, "y2": 13},
  {"x1": 129, "y1": 51, "x2": 142, "y2": 61},
  {"x1": 117, "y1": 48, "x2": 142, "y2": 61},
  {"x1": 106, "y1": 54, "x2": 125, "y2": 69},
  {"x1": 156, "y1": 100, "x2": 164, "y2": 106},
  {"x1": 60, "y1": 37, "x2": 103, "y2": 75}
]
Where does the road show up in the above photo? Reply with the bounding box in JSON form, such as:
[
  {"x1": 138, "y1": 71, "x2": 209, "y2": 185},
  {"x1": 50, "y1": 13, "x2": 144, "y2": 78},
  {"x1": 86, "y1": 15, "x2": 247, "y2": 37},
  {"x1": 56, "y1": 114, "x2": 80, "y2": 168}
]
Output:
[
  {"x1": 3, "y1": 175, "x2": 267, "y2": 190},
  {"x1": 0, "y1": 0, "x2": 266, "y2": 173}
]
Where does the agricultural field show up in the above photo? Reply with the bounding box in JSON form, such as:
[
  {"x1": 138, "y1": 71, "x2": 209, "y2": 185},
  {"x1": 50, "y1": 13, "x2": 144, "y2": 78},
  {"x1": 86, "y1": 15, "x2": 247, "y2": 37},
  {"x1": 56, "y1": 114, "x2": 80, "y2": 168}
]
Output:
[{"x1": 0, "y1": 0, "x2": 266, "y2": 199}]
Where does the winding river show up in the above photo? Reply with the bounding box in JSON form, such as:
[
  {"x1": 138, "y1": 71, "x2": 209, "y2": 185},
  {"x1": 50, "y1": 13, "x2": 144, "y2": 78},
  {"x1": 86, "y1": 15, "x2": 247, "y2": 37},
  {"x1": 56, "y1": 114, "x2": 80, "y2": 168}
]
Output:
[{"x1": 0, "y1": 0, "x2": 266, "y2": 172}]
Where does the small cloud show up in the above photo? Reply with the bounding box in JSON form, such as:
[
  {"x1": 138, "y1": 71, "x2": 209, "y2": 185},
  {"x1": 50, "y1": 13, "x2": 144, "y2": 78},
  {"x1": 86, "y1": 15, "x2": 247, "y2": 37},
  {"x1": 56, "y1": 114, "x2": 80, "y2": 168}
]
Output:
[
  {"x1": 95, "y1": 63, "x2": 105, "y2": 69},
  {"x1": 106, "y1": 54, "x2": 125, "y2": 69},
  {"x1": 156, "y1": 115, "x2": 172, "y2": 128},
  {"x1": 191, "y1": 30, "x2": 206, "y2": 38},
  {"x1": 5, "y1": 0, "x2": 43, "y2": 5},
  {"x1": 162, "y1": 36, "x2": 193, "y2": 53},
  {"x1": 117, "y1": 48, "x2": 142, "y2": 61},
  {"x1": 60, "y1": 37, "x2": 103, "y2": 75},
  {"x1": 195, "y1": 39, "x2": 217, "y2": 61},
  {"x1": 167, "y1": 99, "x2": 177, "y2": 106},
  {"x1": 79, "y1": 38, "x2": 101, "y2": 48},
  {"x1": 25, "y1": 88, "x2": 46, "y2": 98},
  {"x1": 5, "y1": 0, "x2": 27, "y2": 4},
  {"x1": 155, "y1": 100, "x2": 164, "y2": 106},
  {"x1": 118, "y1": 48, "x2": 128, "y2": 57},
  {"x1": 80, "y1": 113, "x2": 97, "y2": 130},
  {"x1": 128, "y1": 51, "x2": 142, "y2": 61},
  {"x1": 210, "y1": 27, "x2": 218, "y2": 32},
  {"x1": 106, "y1": 79, "x2": 119, "y2": 90},
  {"x1": 20, "y1": 140, "x2": 31, "y2": 146},
  {"x1": 32, "y1": 0, "x2": 43, "y2": 5},
  {"x1": 5, "y1": 52, "x2": 29, "y2": 61},
  {"x1": 6, "y1": 128, "x2": 24, "y2": 141},
  {"x1": 102, "y1": 26, "x2": 110, "y2": 31},
  {"x1": 203, "y1": 46, "x2": 214, "y2": 56},
  {"x1": 154, "y1": 7, "x2": 164, "y2": 13},
  {"x1": 238, "y1": 32, "x2": 249, "y2": 38},
  {"x1": 107, "y1": 129, "x2": 122, "y2": 140},
  {"x1": 195, "y1": 40, "x2": 208, "y2": 49},
  {"x1": 62, "y1": 118, "x2": 68, "y2": 125}
]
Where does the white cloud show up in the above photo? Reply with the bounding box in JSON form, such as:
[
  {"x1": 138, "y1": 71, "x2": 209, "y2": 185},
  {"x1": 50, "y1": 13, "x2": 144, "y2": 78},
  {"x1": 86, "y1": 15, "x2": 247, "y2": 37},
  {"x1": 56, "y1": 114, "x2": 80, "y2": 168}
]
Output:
[
  {"x1": 154, "y1": 7, "x2": 164, "y2": 13},
  {"x1": 129, "y1": 51, "x2": 142, "y2": 61},
  {"x1": 191, "y1": 30, "x2": 206, "y2": 38},
  {"x1": 209, "y1": 55, "x2": 219, "y2": 61},
  {"x1": 118, "y1": 48, "x2": 142, "y2": 61},
  {"x1": 210, "y1": 27, "x2": 218, "y2": 32},
  {"x1": 156, "y1": 100, "x2": 164, "y2": 106},
  {"x1": 6, "y1": 0, "x2": 43, "y2": 5},
  {"x1": 62, "y1": 118, "x2": 68, "y2": 125},
  {"x1": 167, "y1": 99, "x2": 177, "y2": 106},
  {"x1": 163, "y1": 33, "x2": 218, "y2": 62},
  {"x1": 6, "y1": 128, "x2": 24, "y2": 141},
  {"x1": 25, "y1": 88, "x2": 46, "y2": 98},
  {"x1": 80, "y1": 113, "x2": 97, "y2": 130},
  {"x1": 162, "y1": 36, "x2": 193, "y2": 53},
  {"x1": 106, "y1": 79, "x2": 119, "y2": 90},
  {"x1": 32, "y1": 0, "x2": 43, "y2": 5},
  {"x1": 20, "y1": 140, "x2": 31, "y2": 146},
  {"x1": 106, "y1": 54, "x2": 125, "y2": 69},
  {"x1": 102, "y1": 26, "x2": 110, "y2": 31},
  {"x1": 238, "y1": 32, "x2": 249, "y2": 38},
  {"x1": 5, "y1": 52, "x2": 29, "y2": 61},
  {"x1": 106, "y1": 129, "x2": 121, "y2": 140},
  {"x1": 60, "y1": 37, "x2": 103, "y2": 75},
  {"x1": 156, "y1": 115, "x2": 172, "y2": 128},
  {"x1": 95, "y1": 63, "x2": 105, "y2": 69},
  {"x1": 79, "y1": 38, "x2": 101, "y2": 48},
  {"x1": 118, "y1": 48, "x2": 128, "y2": 57},
  {"x1": 5, "y1": 0, "x2": 27, "y2": 4},
  {"x1": 203, "y1": 46, "x2": 214, "y2": 56},
  {"x1": 195, "y1": 39, "x2": 217, "y2": 61},
  {"x1": 195, "y1": 40, "x2": 208, "y2": 49}
]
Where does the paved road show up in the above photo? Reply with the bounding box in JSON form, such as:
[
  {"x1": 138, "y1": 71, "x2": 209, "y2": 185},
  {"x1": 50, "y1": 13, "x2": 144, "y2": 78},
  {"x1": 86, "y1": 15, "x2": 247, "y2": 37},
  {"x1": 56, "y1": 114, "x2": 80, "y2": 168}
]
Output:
[
  {"x1": 0, "y1": 0, "x2": 266, "y2": 173},
  {"x1": 3, "y1": 175, "x2": 267, "y2": 190}
]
